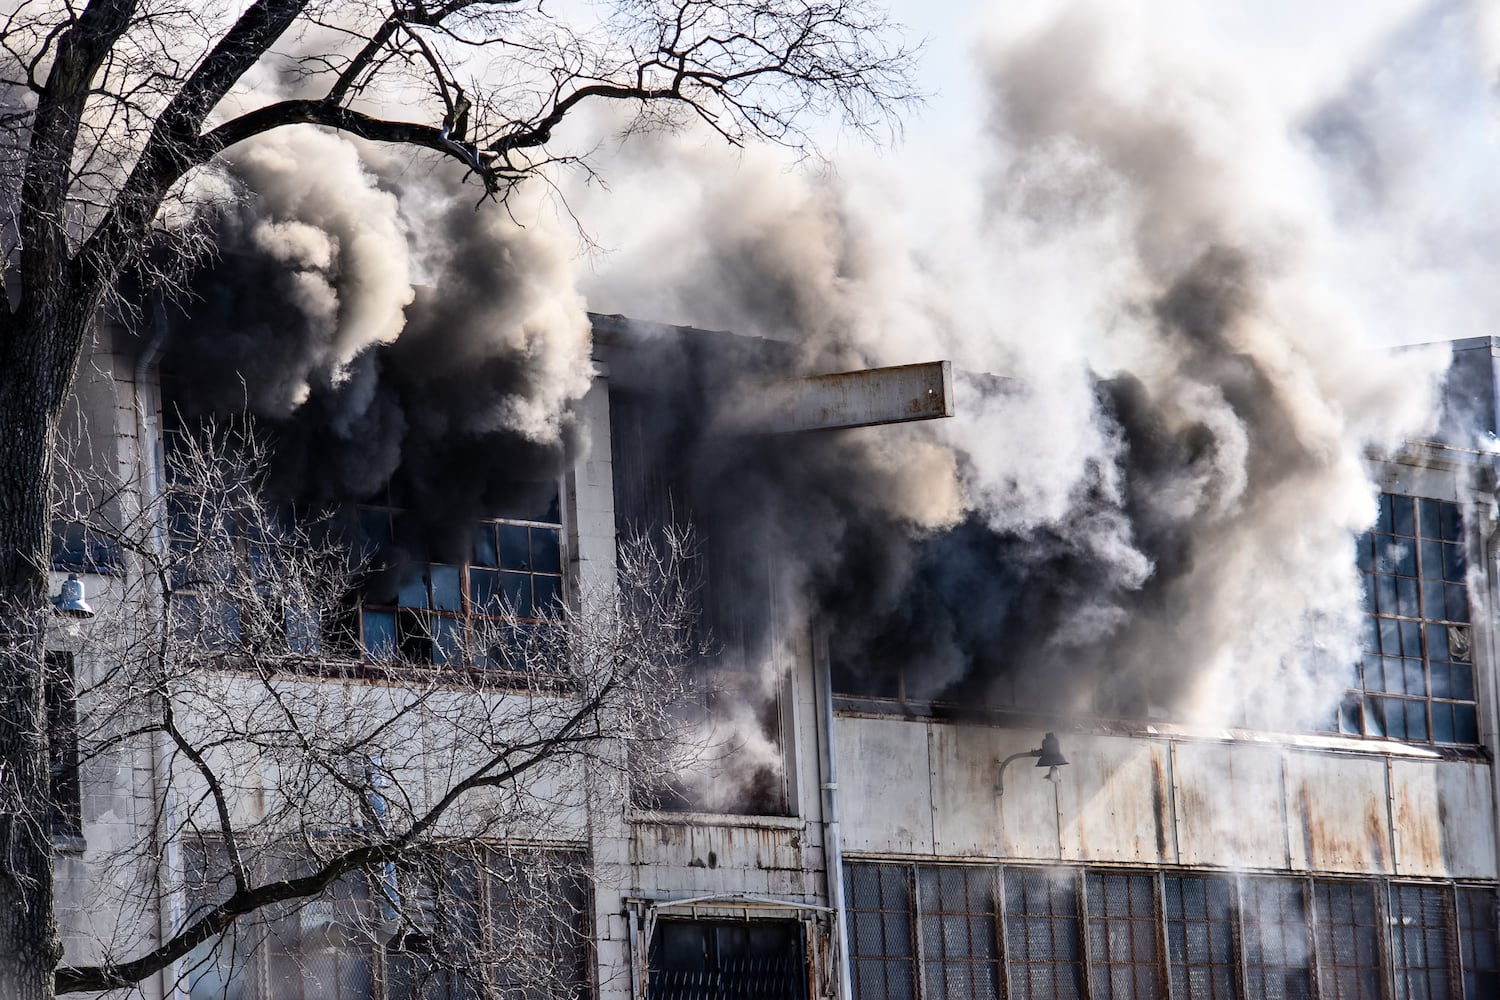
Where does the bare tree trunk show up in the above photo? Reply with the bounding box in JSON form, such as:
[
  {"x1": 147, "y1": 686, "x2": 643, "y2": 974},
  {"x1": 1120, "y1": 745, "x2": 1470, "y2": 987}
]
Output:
[{"x1": 0, "y1": 299, "x2": 96, "y2": 1000}]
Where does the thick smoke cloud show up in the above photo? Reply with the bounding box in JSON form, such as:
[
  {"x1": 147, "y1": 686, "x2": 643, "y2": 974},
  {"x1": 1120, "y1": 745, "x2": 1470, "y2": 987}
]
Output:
[
  {"x1": 161, "y1": 127, "x2": 592, "y2": 560},
  {"x1": 581, "y1": 0, "x2": 1463, "y2": 731}
]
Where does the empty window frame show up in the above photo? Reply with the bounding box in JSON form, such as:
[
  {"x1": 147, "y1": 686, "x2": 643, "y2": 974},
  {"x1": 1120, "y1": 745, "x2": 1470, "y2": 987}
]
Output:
[
  {"x1": 1349, "y1": 494, "x2": 1477, "y2": 744},
  {"x1": 844, "y1": 863, "x2": 1496, "y2": 1000},
  {"x1": 357, "y1": 505, "x2": 565, "y2": 668}
]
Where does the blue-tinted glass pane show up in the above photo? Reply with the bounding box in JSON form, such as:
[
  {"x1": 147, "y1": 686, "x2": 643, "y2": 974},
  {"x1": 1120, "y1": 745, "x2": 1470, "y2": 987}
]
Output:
[
  {"x1": 1424, "y1": 580, "x2": 1447, "y2": 620},
  {"x1": 1447, "y1": 584, "x2": 1470, "y2": 623},
  {"x1": 1440, "y1": 502, "x2": 1462, "y2": 541},
  {"x1": 1419, "y1": 499, "x2": 1441, "y2": 540},
  {"x1": 1356, "y1": 535, "x2": 1374, "y2": 572},
  {"x1": 1401, "y1": 620, "x2": 1422, "y2": 656},
  {"x1": 1397, "y1": 543, "x2": 1417, "y2": 578},
  {"x1": 1420, "y1": 540, "x2": 1444, "y2": 579},
  {"x1": 430, "y1": 565, "x2": 462, "y2": 612},
  {"x1": 363, "y1": 611, "x2": 396, "y2": 658},
  {"x1": 1377, "y1": 576, "x2": 1398, "y2": 615},
  {"x1": 530, "y1": 527, "x2": 562, "y2": 575},
  {"x1": 1450, "y1": 663, "x2": 1474, "y2": 701},
  {"x1": 532, "y1": 575, "x2": 562, "y2": 616},
  {"x1": 432, "y1": 617, "x2": 464, "y2": 665},
  {"x1": 1405, "y1": 701, "x2": 1428, "y2": 741},
  {"x1": 471, "y1": 524, "x2": 497, "y2": 567},
  {"x1": 1432, "y1": 703, "x2": 1455, "y2": 744},
  {"x1": 1377, "y1": 540, "x2": 1400, "y2": 574},
  {"x1": 1377, "y1": 495, "x2": 1393, "y2": 533},
  {"x1": 1393, "y1": 496, "x2": 1415, "y2": 536},
  {"x1": 498, "y1": 524, "x2": 530, "y2": 570},
  {"x1": 1380, "y1": 620, "x2": 1401, "y2": 655},
  {"x1": 1404, "y1": 659, "x2": 1427, "y2": 696},
  {"x1": 470, "y1": 568, "x2": 500, "y2": 614},
  {"x1": 397, "y1": 571, "x2": 428, "y2": 609},
  {"x1": 1455, "y1": 705, "x2": 1478, "y2": 744},
  {"x1": 1364, "y1": 697, "x2": 1386, "y2": 737},
  {"x1": 1444, "y1": 543, "x2": 1466, "y2": 583},
  {"x1": 500, "y1": 571, "x2": 532, "y2": 617},
  {"x1": 1431, "y1": 664, "x2": 1452, "y2": 699},
  {"x1": 1398, "y1": 578, "x2": 1420, "y2": 617}
]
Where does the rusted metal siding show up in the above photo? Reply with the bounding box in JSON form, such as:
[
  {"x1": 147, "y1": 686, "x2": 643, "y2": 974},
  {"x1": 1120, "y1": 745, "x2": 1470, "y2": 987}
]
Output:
[
  {"x1": 1056, "y1": 736, "x2": 1173, "y2": 866},
  {"x1": 1388, "y1": 758, "x2": 1498, "y2": 878},
  {"x1": 629, "y1": 819, "x2": 818, "y2": 898},
  {"x1": 1284, "y1": 751, "x2": 1392, "y2": 874}
]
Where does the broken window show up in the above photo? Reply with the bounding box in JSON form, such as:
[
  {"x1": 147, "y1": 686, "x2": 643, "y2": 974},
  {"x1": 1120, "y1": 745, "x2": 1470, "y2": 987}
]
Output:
[
  {"x1": 355, "y1": 496, "x2": 565, "y2": 669},
  {"x1": 647, "y1": 920, "x2": 808, "y2": 1000},
  {"x1": 1346, "y1": 494, "x2": 1478, "y2": 744},
  {"x1": 844, "y1": 864, "x2": 1496, "y2": 1000},
  {"x1": 45, "y1": 651, "x2": 82, "y2": 839}
]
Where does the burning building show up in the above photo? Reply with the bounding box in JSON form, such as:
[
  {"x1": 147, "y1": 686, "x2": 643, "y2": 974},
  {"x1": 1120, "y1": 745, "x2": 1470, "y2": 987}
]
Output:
[{"x1": 39, "y1": 297, "x2": 1500, "y2": 998}]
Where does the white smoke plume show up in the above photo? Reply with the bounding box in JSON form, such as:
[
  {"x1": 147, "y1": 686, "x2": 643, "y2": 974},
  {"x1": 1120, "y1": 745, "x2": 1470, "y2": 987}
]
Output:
[{"x1": 573, "y1": 0, "x2": 1474, "y2": 733}]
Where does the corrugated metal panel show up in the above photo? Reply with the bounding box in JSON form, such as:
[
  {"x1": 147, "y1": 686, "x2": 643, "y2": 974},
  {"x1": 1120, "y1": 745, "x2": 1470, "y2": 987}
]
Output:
[
  {"x1": 835, "y1": 717, "x2": 934, "y2": 855},
  {"x1": 1171, "y1": 742, "x2": 1288, "y2": 869},
  {"x1": 1056, "y1": 736, "x2": 1172, "y2": 866},
  {"x1": 1284, "y1": 751, "x2": 1392, "y2": 875}
]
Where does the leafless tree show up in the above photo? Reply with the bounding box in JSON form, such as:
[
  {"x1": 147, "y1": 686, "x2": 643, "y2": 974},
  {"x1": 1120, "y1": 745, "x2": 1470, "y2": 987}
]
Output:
[
  {"x1": 39, "y1": 420, "x2": 708, "y2": 997},
  {"x1": 0, "y1": 3, "x2": 914, "y2": 995}
]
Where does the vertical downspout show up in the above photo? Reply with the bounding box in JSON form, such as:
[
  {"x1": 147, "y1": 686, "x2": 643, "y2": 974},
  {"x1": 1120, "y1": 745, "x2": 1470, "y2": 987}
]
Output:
[
  {"x1": 134, "y1": 309, "x2": 177, "y2": 1000},
  {"x1": 814, "y1": 633, "x2": 854, "y2": 1000}
]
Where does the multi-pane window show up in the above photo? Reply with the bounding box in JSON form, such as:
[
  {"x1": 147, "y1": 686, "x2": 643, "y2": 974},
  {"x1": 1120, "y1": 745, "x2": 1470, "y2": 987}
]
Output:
[
  {"x1": 1313, "y1": 881, "x2": 1383, "y2": 1000},
  {"x1": 1348, "y1": 494, "x2": 1477, "y2": 743},
  {"x1": 918, "y1": 866, "x2": 1000, "y2": 1000},
  {"x1": 1457, "y1": 886, "x2": 1498, "y2": 1000},
  {"x1": 1086, "y1": 872, "x2": 1161, "y2": 1000},
  {"x1": 357, "y1": 503, "x2": 564, "y2": 668},
  {"x1": 1164, "y1": 875, "x2": 1235, "y2": 1000},
  {"x1": 847, "y1": 863, "x2": 918, "y2": 1000},
  {"x1": 1389, "y1": 883, "x2": 1452, "y2": 1000},
  {"x1": 1002, "y1": 869, "x2": 1085, "y2": 1000},
  {"x1": 182, "y1": 844, "x2": 589, "y2": 1000},
  {"x1": 357, "y1": 504, "x2": 564, "y2": 668},
  {"x1": 847, "y1": 863, "x2": 1498, "y2": 1000},
  {"x1": 1238, "y1": 877, "x2": 1312, "y2": 1000}
]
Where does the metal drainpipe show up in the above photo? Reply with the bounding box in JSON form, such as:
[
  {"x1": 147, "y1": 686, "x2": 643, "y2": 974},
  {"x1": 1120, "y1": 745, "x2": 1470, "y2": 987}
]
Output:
[
  {"x1": 815, "y1": 636, "x2": 854, "y2": 1000},
  {"x1": 133, "y1": 309, "x2": 178, "y2": 1000}
]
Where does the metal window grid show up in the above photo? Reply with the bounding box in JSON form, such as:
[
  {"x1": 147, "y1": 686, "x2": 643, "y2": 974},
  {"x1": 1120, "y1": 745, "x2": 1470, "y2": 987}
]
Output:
[
  {"x1": 917, "y1": 866, "x2": 1001, "y2": 1000},
  {"x1": 1311, "y1": 880, "x2": 1383, "y2": 1000},
  {"x1": 1236, "y1": 876, "x2": 1313, "y2": 1000},
  {"x1": 1457, "y1": 885, "x2": 1498, "y2": 1000},
  {"x1": 1351, "y1": 494, "x2": 1478, "y2": 745},
  {"x1": 1388, "y1": 883, "x2": 1453, "y2": 1000},
  {"x1": 1163, "y1": 875, "x2": 1236, "y2": 1000},
  {"x1": 1085, "y1": 872, "x2": 1163, "y2": 1000},
  {"x1": 1003, "y1": 868, "x2": 1086, "y2": 1000}
]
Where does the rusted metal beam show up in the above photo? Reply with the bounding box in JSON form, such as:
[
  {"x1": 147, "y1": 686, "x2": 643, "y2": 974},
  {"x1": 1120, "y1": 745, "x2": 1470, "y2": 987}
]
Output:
[{"x1": 740, "y1": 360, "x2": 954, "y2": 434}]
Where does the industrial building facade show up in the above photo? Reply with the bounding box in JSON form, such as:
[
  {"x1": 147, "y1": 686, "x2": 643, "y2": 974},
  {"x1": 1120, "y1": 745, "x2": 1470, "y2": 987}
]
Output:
[{"x1": 44, "y1": 326, "x2": 1500, "y2": 999}]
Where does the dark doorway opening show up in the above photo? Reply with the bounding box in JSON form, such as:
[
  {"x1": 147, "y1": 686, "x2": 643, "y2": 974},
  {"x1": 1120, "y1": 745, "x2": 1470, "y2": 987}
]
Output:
[{"x1": 647, "y1": 919, "x2": 808, "y2": 1000}]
